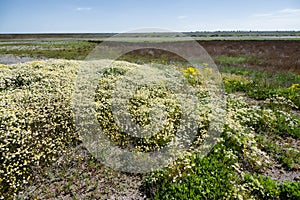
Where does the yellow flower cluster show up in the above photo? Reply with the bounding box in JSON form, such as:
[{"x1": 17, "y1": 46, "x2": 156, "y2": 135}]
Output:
[
  {"x1": 223, "y1": 73, "x2": 250, "y2": 85},
  {"x1": 288, "y1": 83, "x2": 300, "y2": 90},
  {"x1": 183, "y1": 67, "x2": 202, "y2": 85},
  {"x1": 183, "y1": 67, "x2": 200, "y2": 77}
]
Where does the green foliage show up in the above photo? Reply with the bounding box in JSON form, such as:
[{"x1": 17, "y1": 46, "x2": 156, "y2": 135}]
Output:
[
  {"x1": 242, "y1": 174, "x2": 280, "y2": 199},
  {"x1": 221, "y1": 66, "x2": 300, "y2": 107},
  {"x1": 143, "y1": 144, "x2": 239, "y2": 200},
  {"x1": 240, "y1": 174, "x2": 300, "y2": 199},
  {"x1": 249, "y1": 107, "x2": 300, "y2": 139},
  {"x1": 280, "y1": 182, "x2": 300, "y2": 199}
]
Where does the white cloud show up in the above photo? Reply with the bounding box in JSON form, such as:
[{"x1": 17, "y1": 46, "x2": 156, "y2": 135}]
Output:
[
  {"x1": 252, "y1": 13, "x2": 273, "y2": 17},
  {"x1": 278, "y1": 8, "x2": 300, "y2": 14},
  {"x1": 253, "y1": 8, "x2": 300, "y2": 18},
  {"x1": 75, "y1": 7, "x2": 92, "y2": 11},
  {"x1": 177, "y1": 15, "x2": 187, "y2": 20},
  {"x1": 249, "y1": 8, "x2": 300, "y2": 30}
]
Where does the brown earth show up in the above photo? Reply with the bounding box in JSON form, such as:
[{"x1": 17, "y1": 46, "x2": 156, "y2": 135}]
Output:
[
  {"x1": 107, "y1": 40, "x2": 300, "y2": 74},
  {"x1": 199, "y1": 40, "x2": 300, "y2": 74}
]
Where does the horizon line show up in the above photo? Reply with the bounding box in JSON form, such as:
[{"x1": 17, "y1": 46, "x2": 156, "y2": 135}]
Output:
[{"x1": 0, "y1": 30, "x2": 300, "y2": 35}]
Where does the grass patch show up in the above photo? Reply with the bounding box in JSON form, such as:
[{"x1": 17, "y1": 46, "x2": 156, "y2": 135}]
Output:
[
  {"x1": 215, "y1": 55, "x2": 248, "y2": 64},
  {"x1": 0, "y1": 40, "x2": 97, "y2": 60},
  {"x1": 214, "y1": 55, "x2": 264, "y2": 68},
  {"x1": 221, "y1": 66, "x2": 300, "y2": 107}
]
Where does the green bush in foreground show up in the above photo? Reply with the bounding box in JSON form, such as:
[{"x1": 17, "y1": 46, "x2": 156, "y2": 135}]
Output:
[
  {"x1": 143, "y1": 144, "x2": 240, "y2": 200},
  {"x1": 280, "y1": 182, "x2": 300, "y2": 199},
  {"x1": 243, "y1": 175, "x2": 300, "y2": 199}
]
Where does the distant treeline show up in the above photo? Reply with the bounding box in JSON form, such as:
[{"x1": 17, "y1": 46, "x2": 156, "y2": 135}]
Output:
[
  {"x1": 0, "y1": 33, "x2": 116, "y2": 39},
  {"x1": 184, "y1": 31, "x2": 300, "y2": 37},
  {"x1": 0, "y1": 31, "x2": 299, "y2": 39}
]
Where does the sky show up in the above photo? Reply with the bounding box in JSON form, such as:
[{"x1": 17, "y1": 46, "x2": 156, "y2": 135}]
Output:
[{"x1": 0, "y1": 0, "x2": 300, "y2": 33}]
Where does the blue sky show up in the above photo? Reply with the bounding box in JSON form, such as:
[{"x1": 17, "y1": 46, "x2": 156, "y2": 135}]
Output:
[{"x1": 0, "y1": 0, "x2": 300, "y2": 33}]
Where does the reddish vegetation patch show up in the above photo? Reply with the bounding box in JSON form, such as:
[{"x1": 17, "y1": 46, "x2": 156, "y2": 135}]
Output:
[
  {"x1": 200, "y1": 40, "x2": 300, "y2": 74},
  {"x1": 115, "y1": 40, "x2": 300, "y2": 74}
]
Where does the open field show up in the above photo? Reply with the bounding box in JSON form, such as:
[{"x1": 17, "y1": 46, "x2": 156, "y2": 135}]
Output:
[
  {"x1": 1, "y1": 38, "x2": 299, "y2": 73},
  {"x1": 0, "y1": 36, "x2": 299, "y2": 199}
]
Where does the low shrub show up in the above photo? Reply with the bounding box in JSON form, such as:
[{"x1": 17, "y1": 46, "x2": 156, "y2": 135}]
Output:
[
  {"x1": 0, "y1": 60, "x2": 80, "y2": 198},
  {"x1": 280, "y1": 181, "x2": 300, "y2": 199},
  {"x1": 143, "y1": 144, "x2": 240, "y2": 200}
]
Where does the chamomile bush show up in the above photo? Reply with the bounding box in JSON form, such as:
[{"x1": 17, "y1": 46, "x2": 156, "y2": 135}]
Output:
[
  {"x1": 1, "y1": 60, "x2": 210, "y2": 198},
  {"x1": 0, "y1": 60, "x2": 80, "y2": 199},
  {"x1": 94, "y1": 64, "x2": 206, "y2": 152}
]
